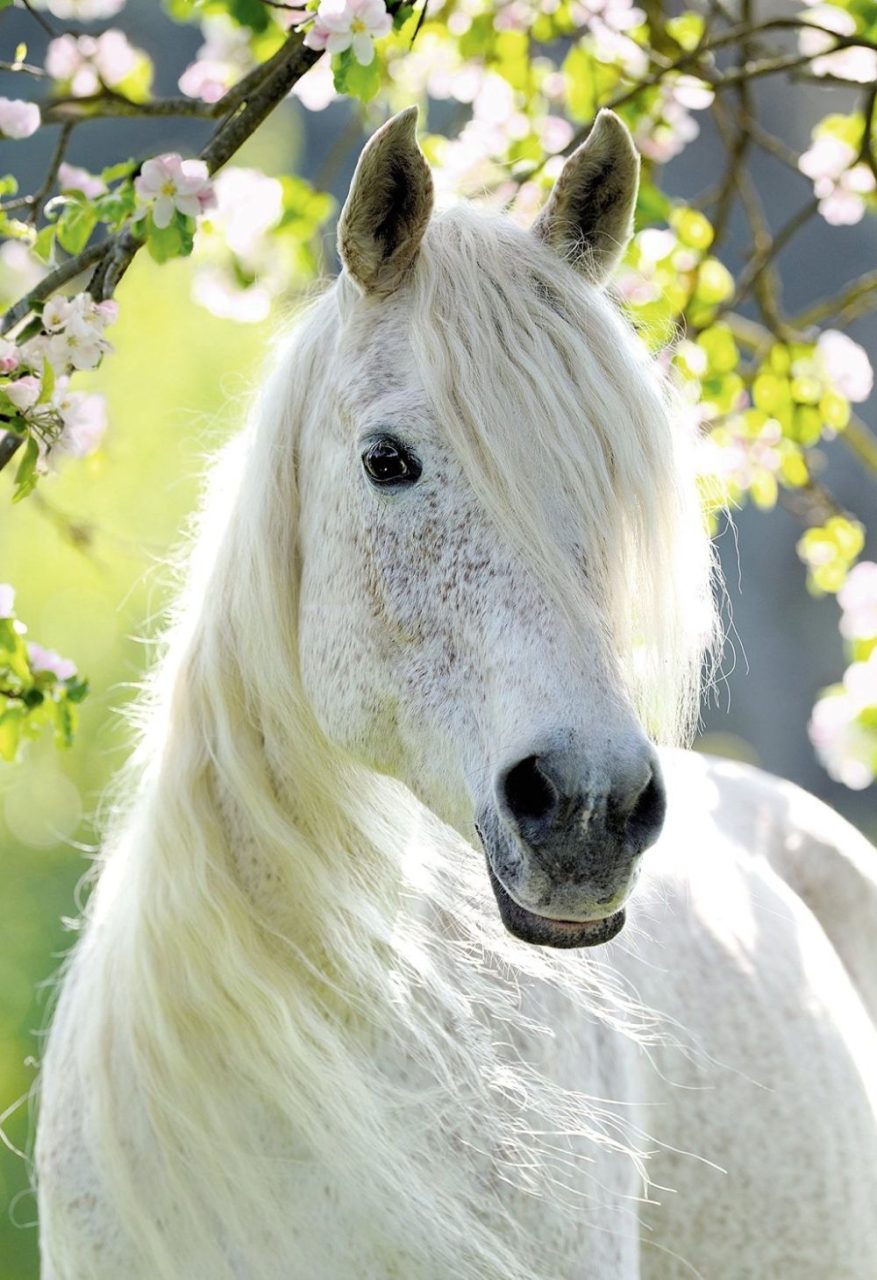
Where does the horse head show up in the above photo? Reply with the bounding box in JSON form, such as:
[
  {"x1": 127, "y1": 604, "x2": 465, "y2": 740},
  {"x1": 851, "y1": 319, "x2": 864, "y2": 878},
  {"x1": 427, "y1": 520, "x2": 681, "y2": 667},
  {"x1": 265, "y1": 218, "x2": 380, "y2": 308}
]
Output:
[{"x1": 294, "y1": 108, "x2": 714, "y2": 948}]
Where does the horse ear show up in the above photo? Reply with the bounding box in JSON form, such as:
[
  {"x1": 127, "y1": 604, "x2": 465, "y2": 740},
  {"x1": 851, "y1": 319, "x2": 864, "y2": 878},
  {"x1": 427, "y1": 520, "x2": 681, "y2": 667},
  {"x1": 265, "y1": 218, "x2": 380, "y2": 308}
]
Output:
[
  {"x1": 532, "y1": 110, "x2": 640, "y2": 286},
  {"x1": 338, "y1": 106, "x2": 434, "y2": 297}
]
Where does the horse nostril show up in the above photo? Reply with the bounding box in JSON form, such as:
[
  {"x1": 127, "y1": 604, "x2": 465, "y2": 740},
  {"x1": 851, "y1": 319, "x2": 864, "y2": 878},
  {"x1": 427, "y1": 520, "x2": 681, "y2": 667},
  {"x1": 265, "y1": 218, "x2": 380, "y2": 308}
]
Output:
[
  {"x1": 624, "y1": 769, "x2": 667, "y2": 851},
  {"x1": 500, "y1": 755, "x2": 560, "y2": 841}
]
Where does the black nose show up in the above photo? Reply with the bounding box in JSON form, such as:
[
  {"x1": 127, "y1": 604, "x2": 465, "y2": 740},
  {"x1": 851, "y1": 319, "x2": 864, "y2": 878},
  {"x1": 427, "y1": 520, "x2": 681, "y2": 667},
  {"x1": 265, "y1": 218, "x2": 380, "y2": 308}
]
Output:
[{"x1": 498, "y1": 751, "x2": 666, "y2": 855}]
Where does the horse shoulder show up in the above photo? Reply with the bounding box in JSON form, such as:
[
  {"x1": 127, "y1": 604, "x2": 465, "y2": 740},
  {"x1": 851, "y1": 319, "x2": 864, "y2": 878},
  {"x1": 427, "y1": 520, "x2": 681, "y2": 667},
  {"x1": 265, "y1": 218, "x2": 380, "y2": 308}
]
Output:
[
  {"x1": 624, "y1": 750, "x2": 877, "y2": 1278},
  {"x1": 661, "y1": 748, "x2": 877, "y2": 1018}
]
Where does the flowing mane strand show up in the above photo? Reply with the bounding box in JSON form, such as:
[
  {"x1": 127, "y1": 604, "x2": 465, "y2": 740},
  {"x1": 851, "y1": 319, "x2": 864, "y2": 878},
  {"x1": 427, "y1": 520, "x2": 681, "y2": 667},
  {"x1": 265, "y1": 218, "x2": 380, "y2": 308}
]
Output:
[{"x1": 39, "y1": 208, "x2": 713, "y2": 1280}]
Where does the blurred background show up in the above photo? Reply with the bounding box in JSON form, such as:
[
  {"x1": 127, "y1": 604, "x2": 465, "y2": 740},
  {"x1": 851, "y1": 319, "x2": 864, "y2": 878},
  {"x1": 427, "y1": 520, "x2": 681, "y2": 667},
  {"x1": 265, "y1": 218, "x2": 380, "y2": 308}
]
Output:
[{"x1": 1, "y1": 3, "x2": 875, "y2": 1275}]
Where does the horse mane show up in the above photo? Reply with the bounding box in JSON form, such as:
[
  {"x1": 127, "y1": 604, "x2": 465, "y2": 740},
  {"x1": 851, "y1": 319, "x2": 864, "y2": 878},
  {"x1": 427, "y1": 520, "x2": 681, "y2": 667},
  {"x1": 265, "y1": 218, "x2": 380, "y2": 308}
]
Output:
[{"x1": 42, "y1": 207, "x2": 717, "y2": 1279}]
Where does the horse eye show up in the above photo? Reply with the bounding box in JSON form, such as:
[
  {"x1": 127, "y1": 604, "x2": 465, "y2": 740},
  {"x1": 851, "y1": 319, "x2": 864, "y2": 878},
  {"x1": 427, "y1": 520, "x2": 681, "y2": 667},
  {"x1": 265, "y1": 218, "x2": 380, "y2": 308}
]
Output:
[{"x1": 362, "y1": 437, "x2": 422, "y2": 487}]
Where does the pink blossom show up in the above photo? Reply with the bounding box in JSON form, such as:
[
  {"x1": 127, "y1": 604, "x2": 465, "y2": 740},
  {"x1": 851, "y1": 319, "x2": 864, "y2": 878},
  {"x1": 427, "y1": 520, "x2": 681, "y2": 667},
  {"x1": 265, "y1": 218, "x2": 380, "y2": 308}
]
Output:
[
  {"x1": 809, "y1": 689, "x2": 875, "y2": 789},
  {"x1": 799, "y1": 8, "x2": 877, "y2": 83},
  {"x1": 799, "y1": 135, "x2": 874, "y2": 224},
  {"x1": 192, "y1": 168, "x2": 284, "y2": 323},
  {"x1": 0, "y1": 584, "x2": 15, "y2": 619},
  {"x1": 191, "y1": 267, "x2": 274, "y2": 324},
  {"x1": 0, "y1": 97, "x2": 40, "y2": 140},
  {"x1": 305, "y1": 0, "x2": 393, "y2": 66},
  {"x1": 95, "y1": 300, "x2": 118, "y2": 325},
  {"x1": 799, "y1": 134, "x2": 855, "y2": 183},
  {"x1": 817, "y1": 330, "x2": 873, "y2": 402},
  {"x1": 291, "y1": 56, "x2": 338, "y2": 112},
  {"x1": 0, "y1": 338, "x2": 20, "y2": 373},
  {"x1": 634, "y1": 80, "x2": 710, "y2": 163},
  {"x1": 838, "y1": 561, "x2": 877, "y2": 640},
  {"x1": 58, "y1": 163, "x2": 107, "y2": 199},
  {"x1": 178, "y1": 15, "x2": 255, "y2": 104},
  {"x1": 32, "y1": 0, "x2": 124, "y2": 17},
  {"x1": 6, "y1": 375, "x2": 41, "y2": 411},
  {"x1": 637, "y1": 228, "x2": 676, "y2": 264},
  {"x1": 45, "y1": 32, "x2": 139, "y2": 97},
  {"x1": 0, "y1": 242, "x2": 46, "y2": 307},
  {"x1": 27, "y1": 642, "x2": 77, "y2": 682},
  {"x1": 135, "y1": 154, "x2": 216, "y2": 229},
  {"x1": 208, "y1": 168, "x2": 283, "y2": 259},
  {"x1": 573, "y1": 0, "x2": 644, "y2": 29},
  {"x1": 845, "y1": 650, "x2": 877, "y2": 709}
]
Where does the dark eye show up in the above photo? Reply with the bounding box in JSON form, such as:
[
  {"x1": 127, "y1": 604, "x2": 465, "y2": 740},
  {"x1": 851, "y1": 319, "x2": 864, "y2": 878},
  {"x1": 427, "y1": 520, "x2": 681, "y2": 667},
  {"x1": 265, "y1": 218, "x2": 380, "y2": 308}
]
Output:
[{"x1": 361, "y1": 437, "x2": 422, "y2": 487}]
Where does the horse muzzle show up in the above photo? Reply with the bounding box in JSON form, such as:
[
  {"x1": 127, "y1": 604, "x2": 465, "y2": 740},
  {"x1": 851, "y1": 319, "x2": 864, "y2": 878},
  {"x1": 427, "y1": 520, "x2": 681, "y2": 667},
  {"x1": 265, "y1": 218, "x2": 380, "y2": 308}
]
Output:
[{"x1": 475, "y1": 746, "x2": 666, "y2": 948}]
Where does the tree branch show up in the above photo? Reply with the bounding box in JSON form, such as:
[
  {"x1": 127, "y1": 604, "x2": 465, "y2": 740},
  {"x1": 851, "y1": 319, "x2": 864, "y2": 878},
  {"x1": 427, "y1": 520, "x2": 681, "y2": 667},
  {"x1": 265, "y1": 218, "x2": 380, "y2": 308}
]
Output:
[{"x1": 40, "y1": 93, "x2": 218, "y2": 124}]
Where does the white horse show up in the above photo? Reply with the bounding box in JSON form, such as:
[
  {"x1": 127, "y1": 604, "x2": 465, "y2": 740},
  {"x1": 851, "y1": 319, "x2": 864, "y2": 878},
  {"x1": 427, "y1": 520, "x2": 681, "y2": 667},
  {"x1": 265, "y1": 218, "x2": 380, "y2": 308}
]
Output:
[{"x1": 36, "y1": 108, "x2": 877, "y2": 1280}]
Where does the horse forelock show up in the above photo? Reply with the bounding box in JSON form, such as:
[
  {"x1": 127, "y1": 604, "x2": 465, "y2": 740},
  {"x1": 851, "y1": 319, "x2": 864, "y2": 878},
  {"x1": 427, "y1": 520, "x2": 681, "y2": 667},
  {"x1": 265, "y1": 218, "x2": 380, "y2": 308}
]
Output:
[{"x1": 362, "y1": 204, "x2": 720, "y2": 747}]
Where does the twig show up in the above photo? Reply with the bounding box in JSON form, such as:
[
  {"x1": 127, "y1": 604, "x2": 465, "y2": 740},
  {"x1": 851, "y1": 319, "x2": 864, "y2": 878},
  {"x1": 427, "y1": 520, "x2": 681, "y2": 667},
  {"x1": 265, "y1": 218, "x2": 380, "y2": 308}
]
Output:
[
  {"x1": 28, "y1": 122, "x2": 74, "y2": 225},
  {"x1": 858, "y1": 85, "x2": 877, "y2": 186},
  {"x1": 728, "y1": 108, "x2": 802, "y2": 173},
  {"x1": 843, "y1": 415, "x2": 877, "y2": 477},
  {"x1": 718, "y1": 198, "x2": 819, "y2": 318},
  {"x1": 0, "y1": 58, "x2": 48, "y2": 78},
  {"x1": 20, "y1": 0, "x2": 59, "y2": 39},
  {"x1": 794, "y1": 271, "x2": 877, "y2": 329}
]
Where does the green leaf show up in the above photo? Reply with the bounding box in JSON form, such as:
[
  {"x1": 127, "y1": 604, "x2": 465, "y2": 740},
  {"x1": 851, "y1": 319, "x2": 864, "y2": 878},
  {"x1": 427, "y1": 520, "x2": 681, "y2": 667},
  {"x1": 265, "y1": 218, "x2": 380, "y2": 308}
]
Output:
[
  {"x1": 52, "y1": 695, "x2": 76, "y2": 749},
  {"x1": 64, "y1": 676, "x2": 89, "y2": 704},
  {"x1": 101, "y1": 159, "x2": 137, "y2": 183},
  {"x1": 115, "y1": 54, "x2": 154, "y2": 104},
  {"x1": 12, "y1": 434, "x2": 40, "y2": 503},
  {"x1": 33, "y1": 223, "x2": 56, "y2": 263},
  {"x1": 56, "y1": 196, "x2": 98, "y2": 255},
  {"x1": 229, "y1": 0, "x2": 271, "y2": 29},
  {"x1": 38, "y1": 356, "x2": 55, "y2": 405},
  {"x1": 332, "y1": 48, "x2": 382, "y2": 102},
  {"x1": 0, "y1": 707, "x2": 23, "y2": 762},
  {"x1": 94, "y1": 185, "x2": 136, "y2": 231},
  {"x1": 0, "y1": 618, "x2": 18, "y2": 653}
]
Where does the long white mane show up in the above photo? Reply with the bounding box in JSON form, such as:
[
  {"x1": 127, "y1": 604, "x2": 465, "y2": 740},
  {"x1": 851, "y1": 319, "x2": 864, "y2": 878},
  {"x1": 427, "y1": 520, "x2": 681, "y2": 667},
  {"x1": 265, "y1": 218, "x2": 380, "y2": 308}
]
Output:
[{"x1": 43, "y1": 207, "x2": 718, "y2": 1280}]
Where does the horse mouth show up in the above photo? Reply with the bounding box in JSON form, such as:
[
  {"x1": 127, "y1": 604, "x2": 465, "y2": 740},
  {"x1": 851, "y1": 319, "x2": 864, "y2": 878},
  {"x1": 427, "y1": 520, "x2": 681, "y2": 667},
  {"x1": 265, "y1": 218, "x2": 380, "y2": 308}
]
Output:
[{"x1": 484, "y1": 860, "x2": 626, "y2": 950}]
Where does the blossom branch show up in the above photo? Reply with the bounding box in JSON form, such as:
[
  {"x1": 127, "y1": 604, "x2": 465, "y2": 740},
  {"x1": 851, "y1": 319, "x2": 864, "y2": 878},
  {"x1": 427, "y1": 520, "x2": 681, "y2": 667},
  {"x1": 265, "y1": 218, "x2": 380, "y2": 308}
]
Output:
[{"x1": 1, "y1": 240, "x2": 109, "y2": 338}]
